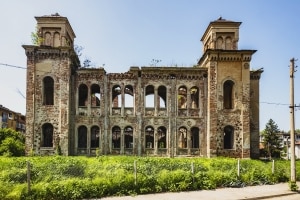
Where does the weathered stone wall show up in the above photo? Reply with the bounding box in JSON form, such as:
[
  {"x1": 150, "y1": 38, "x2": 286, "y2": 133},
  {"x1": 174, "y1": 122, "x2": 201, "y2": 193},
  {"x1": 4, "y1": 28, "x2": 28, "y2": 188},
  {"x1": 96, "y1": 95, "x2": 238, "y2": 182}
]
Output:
[
  {"x1": 72, "y1": 67, "x2": 208, "y2": 157},
  {"x1": 23, "y1": 46, "x2": 77, "y2": 155},
  {"x1": 23, "y1": 15, "x2": 262, "y2": 158}
]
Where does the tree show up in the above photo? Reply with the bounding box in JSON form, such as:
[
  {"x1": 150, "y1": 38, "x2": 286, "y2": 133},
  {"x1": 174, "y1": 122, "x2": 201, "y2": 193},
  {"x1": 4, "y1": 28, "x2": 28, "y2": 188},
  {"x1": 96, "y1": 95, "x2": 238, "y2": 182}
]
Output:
[
  {"x1": 31, "y1": 26, "x2": 43, "y2": 45},
  {"x1": 0, "y1": 128, "x2": 25, "y2": 156},
  {"x1": 261, "y1": 119, "x2": 281, "y2": 158}
]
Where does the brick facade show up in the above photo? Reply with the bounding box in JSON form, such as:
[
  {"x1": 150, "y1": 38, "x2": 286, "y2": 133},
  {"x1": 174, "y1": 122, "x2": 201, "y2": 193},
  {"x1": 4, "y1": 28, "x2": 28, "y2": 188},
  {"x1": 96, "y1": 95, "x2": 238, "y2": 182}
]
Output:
[{"x1": 23, "y1": 15, "x2": 262, "y2": 158}]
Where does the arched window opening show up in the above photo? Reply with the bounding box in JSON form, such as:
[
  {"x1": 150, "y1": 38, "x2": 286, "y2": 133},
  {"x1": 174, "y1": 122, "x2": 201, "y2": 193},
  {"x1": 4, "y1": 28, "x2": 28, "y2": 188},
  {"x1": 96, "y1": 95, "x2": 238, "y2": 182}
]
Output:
[
  {"x1": 78, "y1": 126, "x2": 87, "y2": 148},
  {"x1": 178, "y1": 127, "x2": 187, "y2": 148},
  {"x1": 216, "y1": 36, "x2": 223, "y2": 49},
  {"x1": 190, "y1": 86, "x2": 199, "y2": 109},
  {"x1": 225, "y1": 37, "x2": 232, "y2": 50},
  {"x1": 125, "y1": 85, "x2": 134, "y2": 107},
  {"x1": 158, "y1": 86, "x2": 167, "y2": 108},
  {"x1": 191, "y1": 127, "x2": 200, "y2": 148},
  {"x1": 158, "y1": 126, "x2": 167, "y2": 149},
  {"x1": 43, "y1": 76, "x2": 54, "y2": 105},
  {"x1": 124, "y1": 126, "x2": 133, "y2": 149},
  {"x1": 145, "y1": 126, "x2": 154, "y2": 148},
  {"x1": 45, "y1": 32, "x2": 51, "y2": 46},
  {"x1": 145, "y1": 85, "x2": 154, "y2": 108},
  {"x1": 224, "y1": 125, "x2": 234, "y2": 149},
  {"x1": 91, "y1": 84, "x2": 100, "y2": 107},
  {"x1": 223, "y1": 80, "x2": 234, "y2": 109},
  {"x1": 112, "y1": 85, "x2": 121, "y2": 108},
  {"x1": 42, "y1": 123, "x2": 53, "y2": 147},
  {"x1": 112, "y1": 126, "x2": 121, "y2": 148},
  {"x1": 53, "y1": 32, "x2": 60, "y2": 47},
  {"x1": 78, "y1": 84, "x2": 88, "y2": 107},
  {"x1": 91, "y1": 126, "x2": 100, "y2": 148},
  {"x1": 178, "y1": 86, "x2": 187, "y2": 109}
]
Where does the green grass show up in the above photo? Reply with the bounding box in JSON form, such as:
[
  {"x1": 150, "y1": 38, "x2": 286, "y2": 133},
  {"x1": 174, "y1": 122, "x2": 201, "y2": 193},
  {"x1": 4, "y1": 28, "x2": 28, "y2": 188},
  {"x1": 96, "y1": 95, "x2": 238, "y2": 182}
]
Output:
[{"x1": 0, "y1": 156, "x2": 299, "y2": 199}]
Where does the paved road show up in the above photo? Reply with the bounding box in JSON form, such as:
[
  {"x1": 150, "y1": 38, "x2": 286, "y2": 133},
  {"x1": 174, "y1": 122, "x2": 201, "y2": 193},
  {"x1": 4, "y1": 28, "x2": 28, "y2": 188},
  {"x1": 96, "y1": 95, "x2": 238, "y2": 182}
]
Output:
[{"x1": 101, "y1": 182, "x2": 300, "y2": 200}]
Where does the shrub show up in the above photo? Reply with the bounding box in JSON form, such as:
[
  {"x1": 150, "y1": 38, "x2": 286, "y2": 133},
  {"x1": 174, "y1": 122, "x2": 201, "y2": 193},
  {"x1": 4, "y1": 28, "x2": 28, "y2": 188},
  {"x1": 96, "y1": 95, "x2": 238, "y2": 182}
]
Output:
[{"x1": 0, "y1": 128, "x2": 25, "y2": 157}]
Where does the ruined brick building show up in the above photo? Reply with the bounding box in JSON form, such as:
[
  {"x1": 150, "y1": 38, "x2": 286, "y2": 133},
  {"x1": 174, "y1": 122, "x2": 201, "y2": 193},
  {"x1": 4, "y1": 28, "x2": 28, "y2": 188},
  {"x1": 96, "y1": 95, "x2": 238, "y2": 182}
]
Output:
[{"x1": 23, "y1": 14, "x2": 263, "y2": 158}]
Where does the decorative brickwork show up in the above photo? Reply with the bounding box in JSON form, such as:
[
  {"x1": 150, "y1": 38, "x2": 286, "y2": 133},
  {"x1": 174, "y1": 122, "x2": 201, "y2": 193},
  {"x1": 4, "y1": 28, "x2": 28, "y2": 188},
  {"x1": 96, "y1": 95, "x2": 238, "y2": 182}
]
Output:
[{"x1": 23, "y1": 15, "x2": 262, "y2": 158}]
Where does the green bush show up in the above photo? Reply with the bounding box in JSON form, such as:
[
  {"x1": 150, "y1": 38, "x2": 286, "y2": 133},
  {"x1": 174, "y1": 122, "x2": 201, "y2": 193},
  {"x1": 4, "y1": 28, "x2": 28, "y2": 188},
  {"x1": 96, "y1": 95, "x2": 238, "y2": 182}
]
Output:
[{"x1": 0, "y1": 128, "x2": 25, "y2": 157}]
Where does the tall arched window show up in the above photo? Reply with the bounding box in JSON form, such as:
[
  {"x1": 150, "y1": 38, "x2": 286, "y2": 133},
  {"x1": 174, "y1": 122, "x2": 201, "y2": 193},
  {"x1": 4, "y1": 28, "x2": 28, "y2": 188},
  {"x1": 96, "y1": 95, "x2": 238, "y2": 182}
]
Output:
[
  {"x1": 191, "y1": 127, "x2": 200, "y2": 148},
  {"x1": 78, "y1": 126, "x2": 87, "y2": 148},
  {"x1": 223, "y1": 80, "x2": 234, "y2": 109},
  {"x1": 125, "y1": 85, "x2": 134, "y2": 107},
  {"x1": 112, "y1": 85, "x2": 121, "y2": 108},
  {"x1": 112, "y1": 126, "x2": 121, "y2": 148},
  {"x1": 224, "y1": 125, "x2": 234, "y2": 149},
  {"x1": 145, "y1": 126, "x2": 154, "y2": 148},
  {"x1": 43, "y1": 76, "x2": 54, "y2": 105},
  {"x1": 42, "y1": 123, "x2": 53, "y2": 147},
  {"x1": 145, "y1": 85, "x2": 154, "y2": 108},
  {"x1": 158, "y1": 126, "x2": 167, "y2": 149},
  {"x1": 78, "y1": 84, "x2": 88, "y2": 107},
  {"x1": 178, "y1": 86, "x2": 187, "y2": 109},
  {"x1": 91, "y1": 126, "x2": 100, "y2": 148},
  {"x1": 124, "y1": 126, "x2": 133, "y2": 149},
  {"x1": 225, "y1": 37, "x2": 232, "y2": 50},
  {"x1": 216, "y1": 37, "x2": 223, "y2": 49},
  {"x1": 53, "y1": 32, "x2": 60, "y2": 47},
  {"x1": 45, "y1": 32, "x2": 51, "y2": 46},
  {"x1": 91, "y1": 84, "x2": 100, "y2": 107},
  {"x1": 178, "y1": 127, "x2": 187, "y2": 148},
  {"x1": 190, "y1": 86, "x2": 199, "y2": 109},
  {"x1": 158, "y1": 85, "x2": 167, "y2": 108}
]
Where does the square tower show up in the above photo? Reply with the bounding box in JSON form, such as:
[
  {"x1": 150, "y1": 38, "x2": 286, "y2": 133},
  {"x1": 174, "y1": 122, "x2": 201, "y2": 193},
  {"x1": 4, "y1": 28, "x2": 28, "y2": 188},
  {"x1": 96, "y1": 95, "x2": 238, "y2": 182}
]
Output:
[
  {"x1": 35, "y1": 13, "x2": 76, "y2": 47},
  {"x1": 201, "y1": 17, "x2": 240, "y2": 52}
]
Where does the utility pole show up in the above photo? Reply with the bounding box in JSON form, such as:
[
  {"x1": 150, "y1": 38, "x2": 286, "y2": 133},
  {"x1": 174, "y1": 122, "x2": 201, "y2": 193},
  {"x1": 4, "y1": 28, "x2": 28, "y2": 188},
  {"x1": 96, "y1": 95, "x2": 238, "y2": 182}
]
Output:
[{"x1": 289, "y1": 58, "x2": 296, "y2": 184}]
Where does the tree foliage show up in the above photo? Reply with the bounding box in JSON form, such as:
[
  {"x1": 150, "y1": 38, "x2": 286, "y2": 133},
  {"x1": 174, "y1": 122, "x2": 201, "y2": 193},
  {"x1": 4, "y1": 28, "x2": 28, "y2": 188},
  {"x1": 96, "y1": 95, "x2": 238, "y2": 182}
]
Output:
[
  {"x1": 31, "y1": 26, "x2": 43, "y2": 45},
  {"x1": 261, "y1": 119, "x2": 281, "y2": 158},
  {"x1": 0, "y1": 128, "x2": 25, "y2": 156}
]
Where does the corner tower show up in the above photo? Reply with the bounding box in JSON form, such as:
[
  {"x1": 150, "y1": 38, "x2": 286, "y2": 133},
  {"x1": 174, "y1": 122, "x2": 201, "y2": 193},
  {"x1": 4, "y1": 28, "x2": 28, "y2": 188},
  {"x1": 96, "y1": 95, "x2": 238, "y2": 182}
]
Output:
[
  {"x1": 198, "y1": 17, "x2": 262, "y2": 158},
  {"x1": 23, "y1": 14, "x2": 79, "y2": 155}
]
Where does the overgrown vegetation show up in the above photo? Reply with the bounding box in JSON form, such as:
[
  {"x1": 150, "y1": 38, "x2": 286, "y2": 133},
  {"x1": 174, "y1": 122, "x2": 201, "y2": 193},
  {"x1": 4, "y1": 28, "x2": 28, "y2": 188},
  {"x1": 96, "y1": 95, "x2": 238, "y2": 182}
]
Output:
[
  {"x1": 0, "y1": 156, "x2": 299, "y2": 199},
  {"x1": 0, "y1": 128, "x2": 25, "y2": 156}
]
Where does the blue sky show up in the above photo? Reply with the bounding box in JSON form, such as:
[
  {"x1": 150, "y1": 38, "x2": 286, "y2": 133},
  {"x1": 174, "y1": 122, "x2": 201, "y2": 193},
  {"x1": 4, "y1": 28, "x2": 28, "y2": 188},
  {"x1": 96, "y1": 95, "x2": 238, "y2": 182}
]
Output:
[{"x1": 0, "y1": 0, "x2": 299, "y2": 131}]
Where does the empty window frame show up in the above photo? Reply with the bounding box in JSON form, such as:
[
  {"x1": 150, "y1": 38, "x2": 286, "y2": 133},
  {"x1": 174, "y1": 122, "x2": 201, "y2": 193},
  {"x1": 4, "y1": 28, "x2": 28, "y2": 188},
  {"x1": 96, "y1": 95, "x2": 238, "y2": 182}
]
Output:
[
  {"x1": 178, "y1": 127, "x2": 187, "y2": 148},
  {"x1": 112, "y1": 126, "x2": 121, "y2": 148},
  {"x1": 42, "y1": 123, "x2": 53, "y2": 147},
  {"x1": 178, "y1": 86, "x2": 187, "y2": 109},
  {"x1": 78, "y1": 125, "x2": 87, "y2": 148},
  {"x1": 78, "y1": 84, "x2": 88, "y2": 107},
  {"x1": 91, "y1": 84, "x2": 100, "y2": 107},
  {"x1": 223, "y1": 80, "x2": 234, "y2": 109},
  {"x1": 158, "y1": 85, "x2": 167, "y2": 108},
  {"x1": 191, "y1": 127, "x2": 200, "y2": 148},
  {"x1": 145, "y1": 126, "x2": 154, "y2": 148},
  {"x1": 43, "y1": 76, "x2": 54, "y2": 105},
  {"x1": 124, "y1": 85, "x2": 134, "y2": 108},
  {"x1": 124, "y1": 126, "x2": 133, "y2": 149},
  {"x1": 157, "y1": 126, "x2": 167, "y2": 149},
  {"x1": 145, "y1": 85, "x2": 154, "y2": 108},
  {"x1": 224, "y1": 125, "x2": 234, "y2": 149},
  {"x1": 190, "y1": 86, "x2": 199, "y2": 109},
  {"x1": 90, "y1": 126, "x2": 100, "y2": 148},
  {"x1": 112, "y1": 85, "x2": 121, "y2": 108}
]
